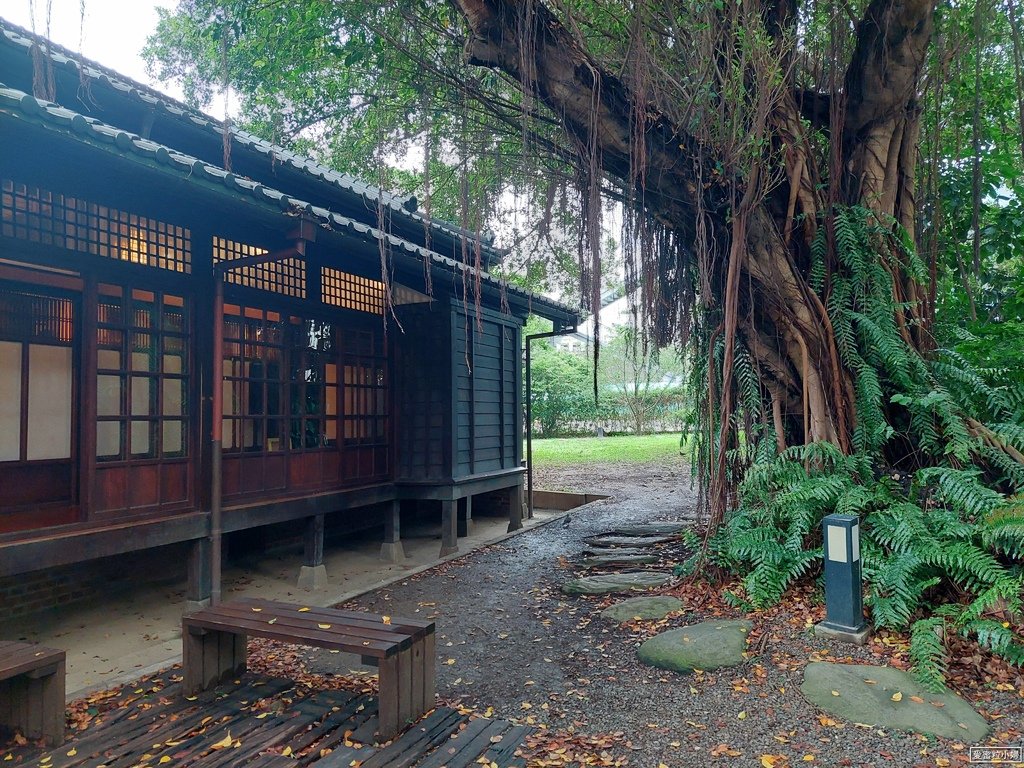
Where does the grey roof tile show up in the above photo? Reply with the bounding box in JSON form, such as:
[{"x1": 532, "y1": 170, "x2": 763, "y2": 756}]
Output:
[{"x1": 0, "y1": 80, "x2": 576, "y2": 321}]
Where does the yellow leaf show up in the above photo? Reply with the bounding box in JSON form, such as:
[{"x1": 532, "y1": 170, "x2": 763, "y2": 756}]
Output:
[
  {"x1": 66, "y1": 749, "x2": 78, "y2": 756},
  {"x1": 185, "y1": 695, "x2": 197, "y2": 701},
  {"x1": 298, "y1": 607, "x2": 310, "y2": 612},
  {"x1": 382, "y1": 616, "x2": 392, "y2": 625},
  {"x1": 891, "y1": 692, "x2": 903, "y2": 702},
  {"x1": 251, "y1": 607, "x2": 262, "y2": 612},
  {"x1": 256, "y1": 712, "x2": 269, "y2": 719},
  {"x1": 738, "y1": 711, "x2": 747, "y2": 720},
  {"x1": 445, "y1": 658, "x2": 456, "y2": 665},
  {"x1": 761, "y1": 755, "x2": 782, "y2": 767},
  {"x1": 159, "y1": 757, "x2": 171, "y2": 764},
  {"x1": 211, "y1": 732, "x2": 234, "y2": 750},
  {"x1": 520, "y1": 702, "x2": 532, "y2": 710},
  {"x1": 831, "y1": 690, "x2": 840, "y2": 697},
  {"x1": 268, "y1": 618, "x2": 277, "y2": 625},
  {"x1": 803, "y1": 754, "x2": 815, "y2": 761},
  {"x1": 282, "y1": 746, "x2": 292, "y2": 757},
  {"x1": 318, "y1": 623, "x2": 332, "y2": 630}
]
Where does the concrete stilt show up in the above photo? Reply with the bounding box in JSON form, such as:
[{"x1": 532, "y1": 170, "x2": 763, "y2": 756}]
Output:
[
  {"x1": 185, "y1": 537, "x2": 212, "y2": 614},
  {"x1": 457, "y1": 495, "x2": 473, "y2": 537},
  {"x1": 507, "y1": 483, "x2": 524, "y2": 533},
  {"x1": 440, "y1": 499, "x2": 459, "y2": 557},
  {"x1": 297, "y1": 514, "x2": 328, "y2": 591},
  {"x1": 380, "y1": 500, "x2": 406, "y2": 562}
]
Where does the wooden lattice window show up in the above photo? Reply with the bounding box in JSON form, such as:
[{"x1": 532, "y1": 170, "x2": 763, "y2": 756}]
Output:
[
  {"x1": 213, "y1": 237, "x2": 306, "y2": 298},
  {"x1": 222, "y1": 305, "x2": 287, "y2": 453},
  {"x1": 0, "y1": 285, "x2": 75, "y2": 465},
  {"x1": 96, "y1": 285, "x2": 189, "y2": 461},
  {"x1": 322, "y1": 267, "x2": 385, "y2": 315},
  {"x1": 289, "y1": 319, "x2": 339, "y2": 451},
  {"x1": 1, "y1": 179, "x2": 191, "y2": 273},
  {"x1": 341, "y1": 328, "x2": 388, "y2": 446}
]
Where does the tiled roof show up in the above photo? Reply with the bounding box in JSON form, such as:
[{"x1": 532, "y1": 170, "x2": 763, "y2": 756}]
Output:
[
  {"x1": 0, "y1": 17, "x2": 502, "y2": 259},
  {"x1": 0, "y1": 82, "x2": 578, "y2": 322}
]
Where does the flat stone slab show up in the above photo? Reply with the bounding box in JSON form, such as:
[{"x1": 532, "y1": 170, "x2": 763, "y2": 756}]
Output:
[
  {"x1": 801, "y1": 662, "x2": 989, "y2": 742},
  {"x1": 561, "y1": 571, "x2": 671, "y2": 595},
  {"x1": 581, "y1": 553, "x2": 659, "y2": 569},
  {"x1": 584, "y1": 534, "x2": 674, "y2": 549},
  {"x1": 605, "y1": 522, "x2": 690, "y2": 536},
  {"x1": 580, "y1": 546, "x2": 650, "y2": 558},
  {"x1": 637, "y1": 620, "x2": 752, "y2": 672},
  {"x1": 601, "y1": 596, "x2": 684, "y2": 622}
]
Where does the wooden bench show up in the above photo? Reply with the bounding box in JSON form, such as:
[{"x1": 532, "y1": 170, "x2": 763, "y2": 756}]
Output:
[
  {"x1": 0, "y1": 641, "x2": 65, "y2": 747},
  {"x1": 182, "y1": 597, "x2": 435, "y2": 740}
]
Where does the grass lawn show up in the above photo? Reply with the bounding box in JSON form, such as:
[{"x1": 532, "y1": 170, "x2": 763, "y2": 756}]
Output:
[{"x1": 529, "y1": 432, "x2": 684, "y2": 466}]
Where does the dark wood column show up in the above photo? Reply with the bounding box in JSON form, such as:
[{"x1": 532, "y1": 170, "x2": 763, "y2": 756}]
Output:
[
  {"x1": 439, "y1": 499, "x2": 458, "y2": 557},
  {"x1": 297, "y1": 513, "x2": 327, "y2": 591},
  {"x1": 380, "y1": 500, "x2": 405, "y2": 562}
]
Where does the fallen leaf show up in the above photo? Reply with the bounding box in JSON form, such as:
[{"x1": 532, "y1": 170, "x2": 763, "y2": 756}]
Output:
[
  {"x1": 910, "y1": 695, "x2": 925, "y2": 703},
  {"x1": 66, "y1": 749, "x2": 77, "y2": 757},
  {"x1": 211, "y1": 732, "x2": 234, "y2": 750},
  {"x1": 891, "y1": 692, "x2": 903, "y2": 702},
  {"x1": 802, "y1": 755, "x2": 815, "y2": 762},
  {"x1": 268, "y1": 618, "x2": 277, "y2": 625},
  {"x1": 282, "y1": 746, "x2": 293, "y2": 756},
  {"x1": 298, "y1": 607, "x2": 310, "y2": 612},
  {"x1": 251, "y1": 607, "x2": 262, "y2": 612},
  {"x1": 382, "y1": 616, "x2": 392, "y2": 625},
  {"x1": 318, "y1": 623, "x2": 332, "y2": 630},
  {"x1": 738, "y1": 711, "x2": 747, "y2": 720},
  {"x1": 831, "y1": 690, "x2": 840, "y2": 697}
]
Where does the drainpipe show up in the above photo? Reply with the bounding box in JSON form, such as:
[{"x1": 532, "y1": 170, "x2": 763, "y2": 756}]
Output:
[
  {"x1": 208, "y1": 220, "x2": 316, "y2": 605},
  {"x1": 525, "y1": 321, "x2": 577, "y2": 518}
]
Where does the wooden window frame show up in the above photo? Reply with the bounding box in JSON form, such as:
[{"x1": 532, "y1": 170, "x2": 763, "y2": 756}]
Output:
[{"x1": 95, "y1": 284, "x2": 190, "y2": 464}]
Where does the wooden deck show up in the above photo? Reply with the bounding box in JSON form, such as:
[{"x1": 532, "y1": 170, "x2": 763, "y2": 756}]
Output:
[{"x1": 0, "y1": 674, "x2": 533, "y2": 767}]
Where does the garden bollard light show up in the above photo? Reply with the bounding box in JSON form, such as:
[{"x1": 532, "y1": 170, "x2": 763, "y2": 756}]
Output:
[{"x1": 814, "y1": 513, "x2": 872, "y2": 645}]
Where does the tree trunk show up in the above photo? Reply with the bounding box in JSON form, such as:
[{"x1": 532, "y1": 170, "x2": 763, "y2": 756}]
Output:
[{"x1": 455, "y1": 0, "x2": 939, "y2": 517}]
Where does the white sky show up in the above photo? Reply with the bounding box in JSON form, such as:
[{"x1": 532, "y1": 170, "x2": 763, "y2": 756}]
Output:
[{"x1": 4, "y1": 0, "x2": 193, "y2": 108}]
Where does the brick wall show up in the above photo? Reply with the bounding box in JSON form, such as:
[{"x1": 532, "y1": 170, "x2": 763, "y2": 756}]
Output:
[{"x1": 0, "y1": 543, "x2": 190, "y2": 623}]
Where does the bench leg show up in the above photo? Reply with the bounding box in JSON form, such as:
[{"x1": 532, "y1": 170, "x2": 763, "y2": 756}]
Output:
[
  {"x1": 377, "y1": 654, "x2": 399, "y2": 741},
  {"x1": 183, "y1": 629, "x2": 247, "y2": 695},
  {"x1": 0, "y1": 664, "x2": 64, "y2": 747},
  {"x1": 422, "y1": 631, "x2": 436, "y2": 713}
]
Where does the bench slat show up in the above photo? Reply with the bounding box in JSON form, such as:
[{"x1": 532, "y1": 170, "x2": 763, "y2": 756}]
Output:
[
  {"x1": 0, "y1": 642, "x2": 65, "y2": 682},
  {"x1": 183, "y1": 615, "x2": 399, "y2": 658},
  {"x1": 231, "y1": 598, "x2": 435, "y2": 635},
  {"x1": 196, "y1": 603, "x2": 424, "y2": 646}
]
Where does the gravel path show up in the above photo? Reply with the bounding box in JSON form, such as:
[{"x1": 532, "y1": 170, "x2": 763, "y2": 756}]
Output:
[{"x1": 301, "y1": 454, "x2": 1024, "y2": 767}]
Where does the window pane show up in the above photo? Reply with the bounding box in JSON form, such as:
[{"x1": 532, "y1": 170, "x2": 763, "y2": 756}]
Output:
[
  {"x1": 0, "y1": 341, "x2": 21, "y2": 461},
  {"x1": 26, "y1": 344, "x2": 72, "y2": 460},
  {"x1": 163, "y1": 419, "x2": 184, "y2": 456},
  {"x1": 163, "y1": 336, "x2": 186, "y2": 374},
  {"x1": 162, "y1": 294, "x2": 186, "y2": 332},
  {"x1": 131, "y1": 332, "x2": 156, "y2": 372},
  {"x1": 131, "y1": 375, "x2": 156, "y2": 417},
  {"x1": 97, "y1": 346, "x2": 121, "y2": 370},
  {"x1": 97, "y1": 374, "x2": 121, "y2": 417},
  {"x1": 130, "y1": 419, "x2": 154, "y2": 457},
  {"x1": 97, "y1": 420, "x2": 121, "y2": 459},
  {"x1": 163, "y1": 378, "x2": 184, "y2": 417}
]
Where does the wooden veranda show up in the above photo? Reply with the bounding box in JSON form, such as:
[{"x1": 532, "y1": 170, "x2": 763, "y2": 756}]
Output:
[{"x1": 0, "y1": 670, "x2": 533, "y2": 767}]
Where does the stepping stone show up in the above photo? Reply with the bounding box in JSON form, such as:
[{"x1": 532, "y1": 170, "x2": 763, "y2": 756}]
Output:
[
  {"x1": 581, "y1": 553, "x2": 659, "y2": 569},
  {"x1": 601, "y1": 596, "x2": 684, "y2": 622},
  {"x1": 561, "y1": 571, "x2": 671, "y2": 595},
  {"x1": 800, "y1": 662, "x2": 989, "y2": 742},
  {"x1": 637, "y1": 619, "x2": 751, "y2": 672},
  {"x1": 605, "y1": 522, "x2": 690, "y2": 536},
  {"x1": 580, "y1": 546, "x2": 650, "y2": 558},
  {"x1": 584, "y1": 534, "x2": 674, "y2": 549}
]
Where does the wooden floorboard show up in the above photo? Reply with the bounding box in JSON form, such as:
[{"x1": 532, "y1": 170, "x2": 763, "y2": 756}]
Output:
[{"x1": 0, "y1": 674, "x2": 533, "y2": 767}]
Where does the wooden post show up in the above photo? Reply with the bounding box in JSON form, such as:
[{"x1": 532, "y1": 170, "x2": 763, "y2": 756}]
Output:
[
  {"x1": 186, "y1": 537, "x2": 212, "y2": 613},
  {"x1": 457, "y1": 495, "x2": 473, "y2": 537},
  {"x1": 380, "y1": 500, "x2": 405, "y2": 562},
  {"x1": 297, "y1": 514, "x2": 327, "y2": 591},
  {"x1": 439, "y1": 499, "x2": 458, "y2": 557},
  {"x1": 507, "y1": 483, "x2": 524, "y2": 532}
]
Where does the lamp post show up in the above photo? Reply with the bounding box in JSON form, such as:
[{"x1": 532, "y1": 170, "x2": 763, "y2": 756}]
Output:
[{"x1": 814, "y1": 513, "x2": 871, "y2": 645}]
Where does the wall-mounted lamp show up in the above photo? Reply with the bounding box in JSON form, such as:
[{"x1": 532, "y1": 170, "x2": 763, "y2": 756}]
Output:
[{"x1": 814, "y1": 513, "x2": 871, "y2": 645}]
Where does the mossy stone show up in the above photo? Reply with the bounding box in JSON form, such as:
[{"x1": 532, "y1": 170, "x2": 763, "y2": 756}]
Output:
[
  {"x1": 637, "y1": 620, "x2": 752, "y2": 672},
  {"x1": 800, "y1": 662, "x2": 989, "y2": 742},
  {"x1": 601, "y1": 596, "x2": 684, "y2": 622},
  {"x1": 561, "y1": 571, "x2": 671, "y2": 595}
]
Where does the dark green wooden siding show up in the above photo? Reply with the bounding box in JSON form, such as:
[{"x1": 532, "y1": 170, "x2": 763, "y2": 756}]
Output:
[{"x1": 453, "y1": 308, "x2": 522, "y2": 479}]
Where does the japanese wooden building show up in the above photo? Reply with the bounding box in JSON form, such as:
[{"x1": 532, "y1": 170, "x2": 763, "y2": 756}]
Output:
[{"x1": 0, "y1": 19, "x2": 577, "y2": 609}]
